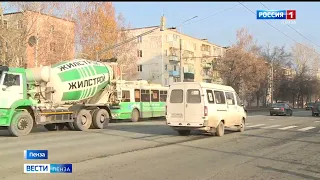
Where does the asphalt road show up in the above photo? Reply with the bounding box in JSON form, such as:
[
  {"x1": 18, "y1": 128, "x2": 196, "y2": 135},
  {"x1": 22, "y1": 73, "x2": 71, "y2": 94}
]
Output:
[{"x1": 0, "y1": 109, "x2": 319, "y2": 180}]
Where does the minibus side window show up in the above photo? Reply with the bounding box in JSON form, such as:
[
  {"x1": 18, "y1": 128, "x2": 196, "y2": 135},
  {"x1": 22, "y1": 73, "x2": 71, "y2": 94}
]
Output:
[
  {"x1": 225, "y1": 92, "x2": 235, "y2": 105},
  {"x1": 206, "y1": 90, "x2": 215, "y2": 104},
  {"x1": 187, "y1": 89, "x2": 201, "y2": 103},
  {"x1": 170, "y1": 89, "x2": 183, "y2": 103},
  {"x1": 214, "y1": 91, "x2": 226, "y2": 104},
  {"x1": 235, "y1": 93, "x2": 242, "y2": 106}
]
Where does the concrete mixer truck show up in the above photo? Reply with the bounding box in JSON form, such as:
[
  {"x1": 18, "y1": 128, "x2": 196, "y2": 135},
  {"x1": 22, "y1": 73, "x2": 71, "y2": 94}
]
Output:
[{"x1": 0, "y1": 59, "x2": 119, "y2": 137}]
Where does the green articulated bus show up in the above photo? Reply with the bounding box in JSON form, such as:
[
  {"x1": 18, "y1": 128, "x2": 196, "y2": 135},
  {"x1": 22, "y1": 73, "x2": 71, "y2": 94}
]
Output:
[{"x1": 110, "y1": 80, "x2": 168, "y2": 122}]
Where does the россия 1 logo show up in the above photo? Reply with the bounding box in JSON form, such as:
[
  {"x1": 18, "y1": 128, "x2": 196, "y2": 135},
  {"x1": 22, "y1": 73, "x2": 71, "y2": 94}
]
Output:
[{"x1": 257, "y1": 10, "x2": 296, "y2": 24}]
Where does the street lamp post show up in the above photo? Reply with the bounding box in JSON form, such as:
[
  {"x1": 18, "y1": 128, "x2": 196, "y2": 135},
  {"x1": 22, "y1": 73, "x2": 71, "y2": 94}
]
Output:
[{"x1": 178, "y1": 16, "x2": 198, "y2": 82}]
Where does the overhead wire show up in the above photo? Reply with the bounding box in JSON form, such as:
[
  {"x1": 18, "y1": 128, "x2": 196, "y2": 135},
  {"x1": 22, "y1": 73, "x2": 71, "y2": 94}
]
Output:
[
  {"x1": 259, "y1": 2, "x2": 320, "y2": 49},
  {"x1": 239, "y1": 2, "x2": 320, "y2": 56}
]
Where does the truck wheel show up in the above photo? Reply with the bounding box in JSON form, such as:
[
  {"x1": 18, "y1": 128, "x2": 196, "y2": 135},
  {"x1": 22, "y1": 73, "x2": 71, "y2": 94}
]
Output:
[
  {"x1": 73, "y1": 109, "x2": 92, "y2": 131},
  {"x1": 131, "y1": 109, "x2": 140, "y2": 122},
  {"x1": 177, "y1": 130, "x2": 191, "y2": 136},
  {"x1": 44, "y1": 124, "x2": 65, "y2": 131},
  {"x1": 92, "y1": 109, "x2": 110, "y2": 129},
  {"x1": 8, "y1": 111, "x2": 34, "y2": 137},
  {"x1": 215, "y1": 121, "x2": 225, "y2": 137}
]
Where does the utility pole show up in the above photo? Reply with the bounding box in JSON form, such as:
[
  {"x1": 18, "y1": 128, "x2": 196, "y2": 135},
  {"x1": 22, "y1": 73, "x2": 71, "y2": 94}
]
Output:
[
  {"x1": 180, "y1": 38, "x2": 184, "y2": 82},
  {"x1": 270, "y1": 59, "x2": 274, "y2": 104}
]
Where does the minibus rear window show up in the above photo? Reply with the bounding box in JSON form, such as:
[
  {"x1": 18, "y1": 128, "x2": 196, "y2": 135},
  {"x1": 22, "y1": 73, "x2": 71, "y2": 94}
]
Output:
[
  {"x1": 170, "y1": 89, "x2": 183, "y2": 103},
  {"x1": 187, "y1": 89, "x2": 201, "y2": 103}
]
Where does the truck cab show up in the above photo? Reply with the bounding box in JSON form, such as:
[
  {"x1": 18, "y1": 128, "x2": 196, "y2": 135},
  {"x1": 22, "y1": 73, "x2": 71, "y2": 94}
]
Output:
[{"x1": 0, "y1": 66, "x2": 27, "y2": 110}]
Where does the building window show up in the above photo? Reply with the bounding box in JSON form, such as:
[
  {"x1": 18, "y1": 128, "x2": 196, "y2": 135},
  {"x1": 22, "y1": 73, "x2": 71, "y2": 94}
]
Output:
[
  {"x1": 164, "y1": 50, "x2": 168, "y2": 56},
  {"x1": 173, "y1": 65, "x2": 176, "y2": 71},
  {"x1": 3, "y1": 20, "x2": 8, "y2": 28},
  {"x1": 137, "y1": 50, "x2": 142, "y2": 57},
  {"x1": 50, "y1": 42, "x2": 56, "y2": 52},
  {"x1": 17, "y1": 20, "x2": 23, "y2": 29},
  {"x1": 5, "y1": 42, "x2": 9, "y2": 52},
  {"x1": 50, "y1": 25, "x2": 54, "y2": 33},
  {"x1": 165, "y1": 64, "x2": 168, "y2": 70},
  {"x1": 138, "y1": 65, "x2": 143, "y2": 72},
  {"x1": 137, "y1": 36, "x2": 142, "y2": 43}
]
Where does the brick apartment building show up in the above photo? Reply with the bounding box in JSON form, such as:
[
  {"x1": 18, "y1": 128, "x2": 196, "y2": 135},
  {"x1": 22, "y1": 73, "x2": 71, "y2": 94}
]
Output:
[{"x1": 0, "y1": 10, "x2": 75, "y2": 68}]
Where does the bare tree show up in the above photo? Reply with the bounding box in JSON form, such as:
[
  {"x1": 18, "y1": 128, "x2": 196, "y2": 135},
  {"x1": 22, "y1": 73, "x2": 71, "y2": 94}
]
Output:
[
  {"x1": 290, "y1": 43, "x2": 320, "y2": 107},
  {"x1": 218, "y1": 28, "x2": 268, "y2": 106}
]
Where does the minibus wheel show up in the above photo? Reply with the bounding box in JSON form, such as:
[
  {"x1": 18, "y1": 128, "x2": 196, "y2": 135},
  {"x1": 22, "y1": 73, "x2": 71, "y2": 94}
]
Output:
[{"x1": 215, "y1": 121, "x2": 225, "y2": 137}]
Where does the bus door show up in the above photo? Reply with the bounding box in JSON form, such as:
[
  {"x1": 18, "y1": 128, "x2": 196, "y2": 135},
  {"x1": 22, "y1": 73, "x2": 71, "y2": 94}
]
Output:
[
  {"x1": 140, "y1": 89, "x2": 152, "y2": 118},
  {"x1": 159, "y1": 90, "x2": 168, "y2": 116},
  {"x1": 151, "y1": 90, "x2": 160, "y2": 117}
]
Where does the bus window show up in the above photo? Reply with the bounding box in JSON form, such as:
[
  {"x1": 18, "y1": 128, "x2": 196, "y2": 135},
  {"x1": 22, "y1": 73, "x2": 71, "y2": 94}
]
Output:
[
  {"x1": 134, "y1": 89, "x2": 140, "y2": 102},
  {"x1": 141, "y1": 89, "x2": 151, "y2": 102},
  {"x1": 160, "y1": 90, "x2": 167, "y2": 102},
  {"x1": 151, "y1": 90, "x2": 159, "y2": 102},
  {"x1": 122, "y1": 90, "x2": 130, "y2": 102}
]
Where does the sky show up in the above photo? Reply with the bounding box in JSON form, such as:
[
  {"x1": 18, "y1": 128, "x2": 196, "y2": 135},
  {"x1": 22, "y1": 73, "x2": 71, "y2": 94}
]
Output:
[
  {"x1": 113, "y1": 1, "x2": 320, "y2": 53},
  {"x1": 2, "y1": 2, "x2": 319, "y2": 53}
]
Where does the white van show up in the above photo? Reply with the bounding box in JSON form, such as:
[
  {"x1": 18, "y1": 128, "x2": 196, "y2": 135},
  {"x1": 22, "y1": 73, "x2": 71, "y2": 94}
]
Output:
[{"x1": 166, "y1": 82, "x2": 246, "y2": 137}]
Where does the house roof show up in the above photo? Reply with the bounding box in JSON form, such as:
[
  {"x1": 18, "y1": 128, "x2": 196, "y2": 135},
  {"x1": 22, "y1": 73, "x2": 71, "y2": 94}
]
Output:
[
  {"x1": 3, "y1": 10, "x2": 74, "y2": 23},
  {"x1": 129, "y1": 25, "x2": 223, "y2": 48}
]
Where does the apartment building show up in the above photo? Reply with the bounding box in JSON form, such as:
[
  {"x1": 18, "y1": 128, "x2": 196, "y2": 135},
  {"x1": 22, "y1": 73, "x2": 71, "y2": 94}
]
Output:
[
  {"x1": 128, "y1": 16, "x2": 226, "y2": 86},
  {"x1": 0, "y1": 10, "x2": 75, "y2": 68}
]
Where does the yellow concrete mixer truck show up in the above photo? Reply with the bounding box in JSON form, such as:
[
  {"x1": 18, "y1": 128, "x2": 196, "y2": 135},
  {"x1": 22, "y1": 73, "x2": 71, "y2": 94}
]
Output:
[{"x1": 0, "y1": 59, "x2": 120, "y2": 137}]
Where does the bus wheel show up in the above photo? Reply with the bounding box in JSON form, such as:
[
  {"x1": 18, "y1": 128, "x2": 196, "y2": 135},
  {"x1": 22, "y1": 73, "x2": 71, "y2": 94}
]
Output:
[
  {"x1": 131, "y1": 109, "x2": 140, "y2": 122},
  {"x1": 8, "y1": 111, "x2": 34, "y2": 137},
  {"x1": 44, "y1": 124, "x2": 65, "y2": 131},
  {"x1": 92, "y1": 109, "x2": 110, "y2": 129},
  {"x1": 73, "y1": 109, "x2": 92, "y2": 131}
]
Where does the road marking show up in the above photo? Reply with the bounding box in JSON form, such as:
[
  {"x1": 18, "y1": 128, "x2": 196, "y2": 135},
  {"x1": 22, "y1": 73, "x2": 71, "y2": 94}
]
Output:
[
  {"x1": 297, "y1": 127, "x2": 316, "y2": 131},
  {"x1": 245, "y1": 123, "x2": 252, "y2": 125},
  {"x1": 279, "y1": 126, "x2": 297, "y2": 130},
  {"x1": 246, "y1": 124, "x2": 265, "y2": 128},
  {"x1": 262, "y1": 125, "x2": 281, "y2": 129},
  {"x1": 269, "y1": 119, "x2": 275, "y2": 121},
  {"x1": 315, "y1": 121, "x2": 320, "y2": 123}
]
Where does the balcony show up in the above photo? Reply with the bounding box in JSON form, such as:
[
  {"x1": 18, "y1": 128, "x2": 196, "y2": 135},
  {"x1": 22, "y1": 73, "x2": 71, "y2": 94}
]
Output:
[
  {"x1": 169, "y1": 70, "x2": 180, "y2": 77},
  {"x1": 168, "y1": 55, "x2": 179, "y2": 63},
  {"x1": 184, "y1": 72, "x2": 194, "y2": 80},
  {"x1": 202, "y1": 63, "x2": 211, "y2": 69}
]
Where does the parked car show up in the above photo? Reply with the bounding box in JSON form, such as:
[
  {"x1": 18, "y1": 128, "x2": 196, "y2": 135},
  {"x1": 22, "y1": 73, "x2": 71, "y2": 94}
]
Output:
[
  {"x1": 305, "y1": 102, "x2": 314, "y2": 110},
  {"x1": 270, "y1": 103, "x2": 293, "y2": 116},
  {"x1": 311, "y1": 102, "x2": 320, "y2": 116}
]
